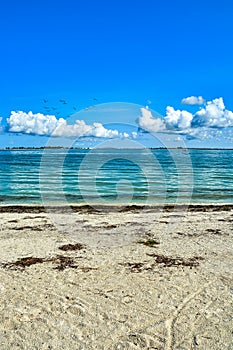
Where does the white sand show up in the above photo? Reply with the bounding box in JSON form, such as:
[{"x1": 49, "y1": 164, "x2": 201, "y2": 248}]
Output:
[{"x1": 0, "y1": 206, "x2": 232, "y2": 349}]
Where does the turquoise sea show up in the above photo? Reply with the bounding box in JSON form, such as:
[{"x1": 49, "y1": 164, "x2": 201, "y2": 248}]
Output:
[{"x1": 1, "y1": 149, "x2": 233, "y2": 204}]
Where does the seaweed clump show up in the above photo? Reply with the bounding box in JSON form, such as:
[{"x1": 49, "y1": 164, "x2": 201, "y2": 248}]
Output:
[
  {"x1": 3, "y1": 257, "x2": 44, "y2": 269},
  {"x1": 147, "y1": 253, "x2": 204, "y2": 268},
  {"x1": 2, "y1": 255, "x2": 78, "y2": 271},
  {"x1": 49, "y1": 255, "x2": 78, "y2": 270},
  {"x1": 123, "y1": 254, "x2": 204, "y2": 273},
  {"x1": 137, "y1": 239, "x2": 160, "y2": 247},
  {"x1": 58, "y1": 243, "x2": 85, "y2": 251}
]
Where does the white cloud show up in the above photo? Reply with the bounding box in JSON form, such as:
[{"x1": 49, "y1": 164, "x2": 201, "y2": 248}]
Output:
[
  {"x1": 7, "y1": 111, "x2": 63, "y2": 135},
  {"x1": 181, "y1": 96, "x2": 206, "y2": 105},
  {"x1": 137, "y1": 98, "x2": 233, "y2": 141},
  {"x1": 192, "y1": 97, "x2": 233, "y2": 128},
  {"x1": 52, "y1": 120, "x2": 119, "y2": 138},
  {"x1": 138, "y1": 107, "x2": 166, "y2": 132},
  {"x1": 121, "y1": 132, "x2": 130, "y2": 138},
  {"x1": 138, "y1": 106, "x2": 193, "y2": 133},
  {"x1": 7, "y1": 111, "x2": 120, "y2": 139},
  {"x1": 164, "y1": 107, "x2": 193, "y2": 130}
]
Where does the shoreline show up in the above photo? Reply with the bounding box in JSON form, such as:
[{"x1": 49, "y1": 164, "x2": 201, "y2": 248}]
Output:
[{"x1": 1, "y1": 202, "x2": 233, "y2": 213}]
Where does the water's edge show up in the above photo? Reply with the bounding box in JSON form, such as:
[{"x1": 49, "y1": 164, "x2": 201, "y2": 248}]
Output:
[{"x1": 1, "y1": 203, "x2": 233, "y2": 213}]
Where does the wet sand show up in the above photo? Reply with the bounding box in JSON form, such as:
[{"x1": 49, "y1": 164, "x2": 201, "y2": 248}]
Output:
[{"x1": 0, "y1": 204, "x2": 232, "y2": 349}]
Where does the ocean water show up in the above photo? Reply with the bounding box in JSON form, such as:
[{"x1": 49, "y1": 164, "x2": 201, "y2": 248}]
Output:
[{"x1": 1, "y1": 149, "x2": 233, "y2": 204}]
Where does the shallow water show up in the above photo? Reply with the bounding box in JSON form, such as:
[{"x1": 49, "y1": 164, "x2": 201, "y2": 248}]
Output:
[{"x1": 1, "y1": 149, "x2": 233, "y2": 204}]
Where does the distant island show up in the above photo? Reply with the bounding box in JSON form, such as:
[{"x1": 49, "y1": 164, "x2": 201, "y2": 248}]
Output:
[
  {"x1": 2, "y1": 146, "x2": 233, "y2": 151},
  {"x1": 3, "y1": 146, "x2": 90, "y2": 150}
]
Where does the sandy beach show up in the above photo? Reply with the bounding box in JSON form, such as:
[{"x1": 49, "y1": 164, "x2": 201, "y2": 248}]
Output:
[{"x1": 0, "y1": 204, "x2": 232, "y2": 349}]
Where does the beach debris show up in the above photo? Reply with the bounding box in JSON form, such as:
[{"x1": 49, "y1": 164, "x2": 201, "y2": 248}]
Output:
[
  {"x1": 0, "y1": 206, "x2": 46, "y2": 213},
  {"x1": 137, "y1": 239, "x2": 160, "y2": 247},
  {"x1": 123, "y1": 255, "x2": 204, "y2": 272},
  {"x1": 147, "y1": 254, "x2": 204, "y2": 268},
  {"x1": 80, "y1": 223, "x2": 118, "y2": 231},
  {"x1": 23, "y1": 216, "x2": 47, "y2": 220},
  {"x1": 103, "y1": 224, "x2": 118, "y2": 229},
  {"x1": 2, "y1": 255, "x2": 77, "y2": 271},
  {"x1": 218, "y1": 217, "x2": 233, "y2": 222},
  {"x1": 12, "y1": 223, "x2": 55, "y2": 231},
  {"x1": 193, "y1": 335, "x2": 199, "y2": 346},
  {"x1": 123, "y1": 262, "x2": 152, "y2": 273},
  {"x1": 58, "y1": 243, "x2": 85, "y2": 251},
  {"x1": 70, "y1": 205, "x2": 98, "y2": 213},
  {"x1": 120, "y1": 205, "x2": 145, "y2": 212},
  {"x1": 128, "y1": 333, "x2": 147, "y2": 347},
  {"x1": 3, "y1": 256, "x2": 44, "y2": 269},
  {"x1": 1, "y1": 254, "x2": 98, "y2": 272},
  {"x1": 49, "y1": 255, "x2": 78, "y2": 270},
  {"x1": 205, "y1": 228, "x2": 222, "y2": 235},
  {"x1": 13, "y1": 225, "x2": 43, "y2": 231}
]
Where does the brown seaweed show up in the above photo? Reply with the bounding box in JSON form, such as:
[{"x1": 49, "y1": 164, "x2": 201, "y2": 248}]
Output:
[
  {"x1": 1, "y1": 254, "x2": 98, "y2": 272},
  {"x1": 147, "y1": 253, "x2": 204, "y2": 267},
  {"x1": 137, "y1": 239, "x2": 160, "y2": 247},
  {"x1": 3, "y1": 256, "x2": 44, "y2": 269},
  {"x1": 58, "y1": 243, "x2": 85, "y2": 251},
  {"x1": 123, "y1": 254, "x2": 204, "y2": 272}
]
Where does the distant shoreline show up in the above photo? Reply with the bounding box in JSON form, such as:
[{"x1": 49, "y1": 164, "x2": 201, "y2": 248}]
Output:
[{"x1": 2, "y1": 147, "x2": 233, "y2": 151}]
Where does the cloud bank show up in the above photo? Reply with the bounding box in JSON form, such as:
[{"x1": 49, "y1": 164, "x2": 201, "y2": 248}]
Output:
[
  {"x1": 181, "y1": 96, "x2": 206, "y2": 105},
  {"x1": 138, "y1": 97, "x2": 233, "y2": 139},
  {"x1": 7, "y1": 111, "x2": 63, "y2": 136},
  {"x1": 4, "y1": 97, "x2": 233, "y2": 142},
  {"x1": 7, "y1": 111, "x2": 121, "y2": 138}
]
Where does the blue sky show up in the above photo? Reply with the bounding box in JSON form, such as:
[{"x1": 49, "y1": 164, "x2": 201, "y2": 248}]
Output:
[{"x1": 1, "y1": 0, "x2": 233, "y2": 148}]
